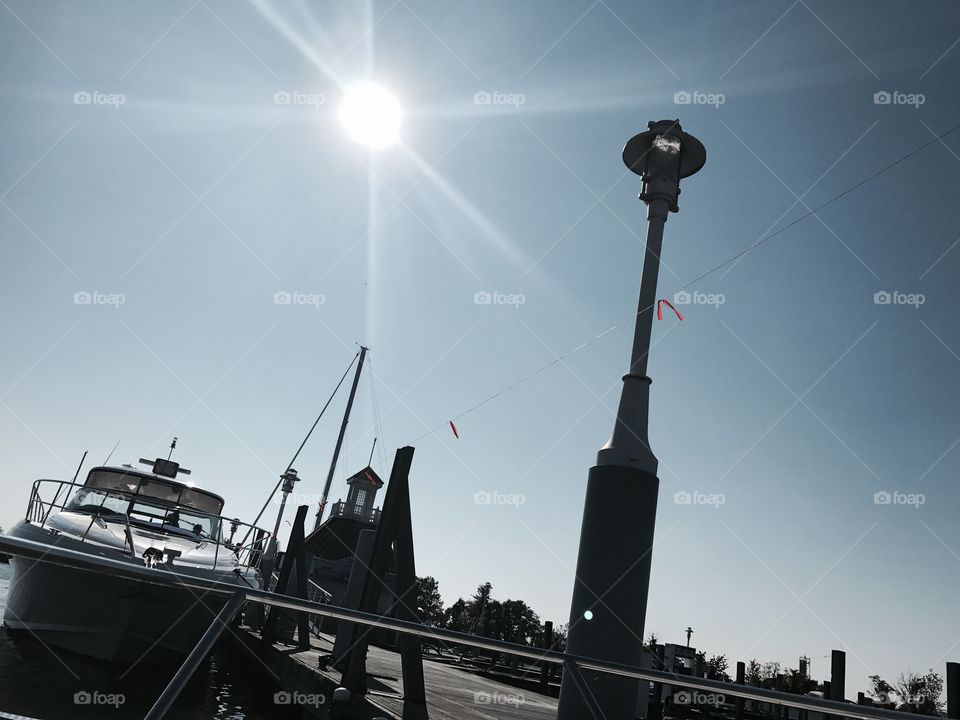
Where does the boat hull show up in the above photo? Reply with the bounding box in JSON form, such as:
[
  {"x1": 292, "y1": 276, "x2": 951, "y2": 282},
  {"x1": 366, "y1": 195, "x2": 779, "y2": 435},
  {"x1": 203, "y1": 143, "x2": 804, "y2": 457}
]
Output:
[{"x1": 3, "y1": 521, "x2": 251, "y2": 665}]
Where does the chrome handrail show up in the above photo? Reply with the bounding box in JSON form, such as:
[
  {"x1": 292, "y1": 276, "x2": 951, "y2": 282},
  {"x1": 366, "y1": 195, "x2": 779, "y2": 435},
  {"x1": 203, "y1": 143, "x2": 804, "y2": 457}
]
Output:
[
  {"x1": 0, "y1": 533, "x2": 937, "y2": 720},
  {"x1": 23, "y1": 478, "x2": 272, "y2": 570}
]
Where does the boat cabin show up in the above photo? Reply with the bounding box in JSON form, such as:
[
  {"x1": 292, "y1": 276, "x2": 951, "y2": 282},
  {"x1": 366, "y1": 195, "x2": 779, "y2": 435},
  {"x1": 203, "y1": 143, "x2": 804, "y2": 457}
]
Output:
[{"x1": 65, "y1": 458, "x2": 225, "y2": 542}]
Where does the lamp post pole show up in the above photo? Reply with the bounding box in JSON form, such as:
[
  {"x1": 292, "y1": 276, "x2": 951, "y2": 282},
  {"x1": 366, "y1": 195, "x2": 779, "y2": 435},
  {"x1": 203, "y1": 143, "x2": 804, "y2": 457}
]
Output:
[{"x1": 557, "y1": 120, "x2": 705, "y2": 720}]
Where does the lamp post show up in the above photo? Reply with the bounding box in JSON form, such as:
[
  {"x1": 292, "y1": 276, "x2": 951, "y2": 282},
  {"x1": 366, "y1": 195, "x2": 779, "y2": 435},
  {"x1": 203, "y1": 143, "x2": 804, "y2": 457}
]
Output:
[{"x1": 557, "y1": 120, "x2": 705, "y2": 720}]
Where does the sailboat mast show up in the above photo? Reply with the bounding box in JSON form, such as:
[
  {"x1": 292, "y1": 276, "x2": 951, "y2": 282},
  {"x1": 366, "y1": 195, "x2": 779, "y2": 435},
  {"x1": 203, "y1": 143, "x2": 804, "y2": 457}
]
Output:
[{"x1": 314, "y1": 345, "x2": 367, "y2": 531}]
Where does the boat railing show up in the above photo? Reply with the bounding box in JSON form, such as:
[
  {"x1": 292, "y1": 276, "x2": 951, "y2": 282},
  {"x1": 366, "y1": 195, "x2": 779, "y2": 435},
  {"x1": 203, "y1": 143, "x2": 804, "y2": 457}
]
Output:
[{"x1": 24, "y1": 478, "x2": 273, "y2": 570}]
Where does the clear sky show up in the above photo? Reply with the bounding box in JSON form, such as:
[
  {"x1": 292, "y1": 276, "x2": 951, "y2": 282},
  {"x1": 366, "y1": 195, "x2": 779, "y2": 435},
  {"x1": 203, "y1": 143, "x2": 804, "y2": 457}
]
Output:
[{"x1": 2, "y1": 0, "x2": 959, "y2": 699}]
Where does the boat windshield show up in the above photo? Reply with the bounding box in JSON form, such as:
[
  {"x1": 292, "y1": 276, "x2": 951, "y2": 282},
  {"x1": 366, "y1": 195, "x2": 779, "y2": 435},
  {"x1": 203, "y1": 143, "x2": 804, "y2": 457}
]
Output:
[
  {"x1": 127, "y1": 498, "x2": 221, "y2": 541},
  {"x1": 85, "y1": 469, "x2": 224, "y2": 514},
  {"x1": 64, "y1": 487, "x2": 221, "y2": 541}
]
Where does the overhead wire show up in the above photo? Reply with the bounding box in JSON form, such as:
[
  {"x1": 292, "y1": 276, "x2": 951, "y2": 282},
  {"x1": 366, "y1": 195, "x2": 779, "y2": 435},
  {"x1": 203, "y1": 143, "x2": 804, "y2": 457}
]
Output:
[{"x1": 407, "y1": 118, "x2": 960, "y2": 444}]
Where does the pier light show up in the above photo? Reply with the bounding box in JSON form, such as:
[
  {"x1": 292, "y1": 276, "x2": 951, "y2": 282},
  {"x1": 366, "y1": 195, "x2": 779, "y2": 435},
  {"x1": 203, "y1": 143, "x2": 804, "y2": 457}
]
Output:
[{"x1": 557, "y1": 119, "x2": 706, "y2": 720}]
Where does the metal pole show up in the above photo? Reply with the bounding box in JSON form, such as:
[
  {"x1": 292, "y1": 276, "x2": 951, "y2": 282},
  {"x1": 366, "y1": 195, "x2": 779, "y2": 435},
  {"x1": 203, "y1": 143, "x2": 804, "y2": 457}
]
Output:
[
  {"x1": 558, "y1": 120, "x2": 705, "y2": 720},
  {"x1": 144, "y1": 591, "x2": 245, "y2": 720},
  {"x1": 315, "y1": 345, "x2": 368, "y2": 531}
]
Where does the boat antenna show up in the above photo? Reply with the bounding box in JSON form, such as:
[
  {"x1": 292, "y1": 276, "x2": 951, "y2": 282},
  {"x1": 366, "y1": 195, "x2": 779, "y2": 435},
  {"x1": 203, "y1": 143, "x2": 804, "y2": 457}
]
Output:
[
  {"x1": 168, "y1": 436, "x2": 178, "y2": 460},
  {"x1": 238, "y1": 351, "x2": 360, "y2": 548},
  {"x1": 48, "y1": 449, "x2": 89, "y2": 517},
  {"x1": 367, "y1": 437, "x2": 377, "y2": 467},
  {"x1": 103, "y1": 440, "x2": 121, "y2": 465},
  {"x1": 71, "y1": 450, "x2": 88, "y2": 483},
  {"x1": 315, "y1": 345, "x2": 368, "y2": 531}
]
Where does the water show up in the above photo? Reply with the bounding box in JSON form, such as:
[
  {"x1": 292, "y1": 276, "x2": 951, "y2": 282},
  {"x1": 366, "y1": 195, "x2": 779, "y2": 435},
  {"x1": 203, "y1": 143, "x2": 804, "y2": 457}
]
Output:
[{"x1": 0, "y1": 563, "x2": 291, "y2": 719}]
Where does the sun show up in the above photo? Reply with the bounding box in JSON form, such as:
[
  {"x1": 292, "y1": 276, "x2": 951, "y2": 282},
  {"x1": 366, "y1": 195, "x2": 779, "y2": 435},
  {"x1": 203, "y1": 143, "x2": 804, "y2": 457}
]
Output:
[{"x1": 338, "y1": 81, "x2": 403, "y2": 150}]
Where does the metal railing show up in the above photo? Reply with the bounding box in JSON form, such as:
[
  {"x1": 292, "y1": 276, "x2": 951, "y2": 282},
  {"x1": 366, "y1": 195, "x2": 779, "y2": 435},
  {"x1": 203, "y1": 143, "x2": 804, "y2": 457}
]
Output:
[
  {"x1": 0, "y1": 534, "x2": 938, "y2": 720},
  {"x1": 328, "y1": 500, "x2": 381, "y2": 524},
  {"x1": 24, "y1": 478, "x2": 272, "y2": 570},
  {"x1": 268, "y1": 570, "x2": 332, "y2": 602}
]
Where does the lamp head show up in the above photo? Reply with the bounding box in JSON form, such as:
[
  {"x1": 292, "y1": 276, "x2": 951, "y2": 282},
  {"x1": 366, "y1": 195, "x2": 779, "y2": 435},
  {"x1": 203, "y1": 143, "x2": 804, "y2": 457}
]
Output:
[
  {"x1": 622, "y1": 119, "x2": 706, "y2": 212},
  {"x1": 281, "y1": 468, "x2": 300, "y2": 493}
]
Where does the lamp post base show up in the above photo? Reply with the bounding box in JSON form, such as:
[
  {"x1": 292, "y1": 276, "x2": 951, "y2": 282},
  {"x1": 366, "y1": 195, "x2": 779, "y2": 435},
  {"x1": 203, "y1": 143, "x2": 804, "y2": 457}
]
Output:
[{"x1": 557, "y1": 463, "x2": 659, "y2": 720}]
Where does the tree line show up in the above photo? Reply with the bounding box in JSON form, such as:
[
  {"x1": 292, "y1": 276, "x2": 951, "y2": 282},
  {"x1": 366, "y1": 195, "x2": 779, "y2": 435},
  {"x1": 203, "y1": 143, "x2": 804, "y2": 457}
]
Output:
[{"x1": 415, "y1": 577, "x2": 566, "y2": 651}]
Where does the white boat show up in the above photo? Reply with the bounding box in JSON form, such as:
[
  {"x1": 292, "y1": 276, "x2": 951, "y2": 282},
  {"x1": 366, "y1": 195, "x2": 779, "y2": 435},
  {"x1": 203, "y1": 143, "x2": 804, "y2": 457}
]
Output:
[{"x1": 3, "y1": 455, "x2": 269, "y2": 664}]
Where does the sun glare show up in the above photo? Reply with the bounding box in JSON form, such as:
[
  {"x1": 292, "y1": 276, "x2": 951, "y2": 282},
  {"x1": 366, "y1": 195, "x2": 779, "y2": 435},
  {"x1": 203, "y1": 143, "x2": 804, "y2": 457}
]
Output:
[{"x1": 339, "y1": 81, "x2": 403, "y2": 150}]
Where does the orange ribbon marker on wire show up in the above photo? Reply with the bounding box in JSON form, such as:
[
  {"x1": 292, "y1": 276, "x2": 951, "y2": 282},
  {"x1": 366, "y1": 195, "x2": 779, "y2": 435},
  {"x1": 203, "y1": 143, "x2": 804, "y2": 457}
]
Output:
[
  {"x1": 449, "y1": 420, "x2": 460, "y2": 439},
  {"x1": 657, "y1": 298, "x2": 684, "y2": 321}
]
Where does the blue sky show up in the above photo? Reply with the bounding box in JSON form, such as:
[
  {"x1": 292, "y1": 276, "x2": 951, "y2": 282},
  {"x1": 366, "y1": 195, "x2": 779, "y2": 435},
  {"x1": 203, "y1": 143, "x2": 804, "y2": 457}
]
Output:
[{"x1": 2, "y1": 0, "x2": 960, "y2": 698}]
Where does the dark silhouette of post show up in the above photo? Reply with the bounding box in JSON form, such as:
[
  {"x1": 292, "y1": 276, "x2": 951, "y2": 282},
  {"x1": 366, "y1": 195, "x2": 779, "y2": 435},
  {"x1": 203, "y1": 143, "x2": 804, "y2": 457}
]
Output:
[
  {"x1": 341, "y1": 447, "x2": 426, "y2": 719},
  {"x1": 331, "y1": 529, "x2": 376, "y2": 663},
  {"x1": 947, "y1": 662, "x2": 960, "y2": 719},
  {"x1": 830, "y1": 650, "x2": 846, "y2": 701},
  {"x1": 540, "y1": 621, "x2": 554, "y2": 693},
  {"x1": 556, "y1": 120, "x2": 706, "y2": 720},
  {"x1": 736, "y1": 661, "x2": 746, "y2": 720}
]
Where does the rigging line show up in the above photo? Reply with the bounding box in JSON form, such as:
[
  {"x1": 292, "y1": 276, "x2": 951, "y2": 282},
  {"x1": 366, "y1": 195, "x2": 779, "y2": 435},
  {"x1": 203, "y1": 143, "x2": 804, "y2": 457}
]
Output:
[
  {"x1": 406, "y1": 118, "x2": 960, "y2": 445},
  {"x1": 678, "y1": 117, "x2": 960, "y2": 290},
  {"x1": 240, "y1": 351, "x2": 360, "y2": 544},
  {"x1": 367, "y1": 353, "x2": 388, "y2": 470}
]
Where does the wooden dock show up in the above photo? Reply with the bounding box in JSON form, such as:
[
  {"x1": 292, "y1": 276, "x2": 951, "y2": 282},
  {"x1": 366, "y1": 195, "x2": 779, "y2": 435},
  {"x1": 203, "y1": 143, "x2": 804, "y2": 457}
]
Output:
[{"x1": 230, "y1": 628, "x2": 558, "y2": 719}]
